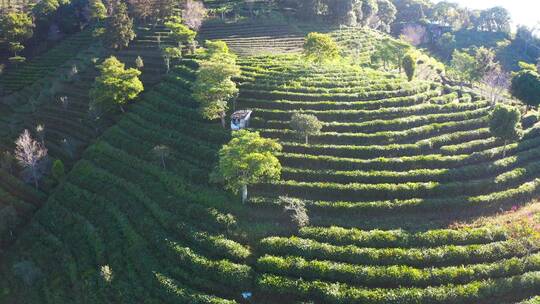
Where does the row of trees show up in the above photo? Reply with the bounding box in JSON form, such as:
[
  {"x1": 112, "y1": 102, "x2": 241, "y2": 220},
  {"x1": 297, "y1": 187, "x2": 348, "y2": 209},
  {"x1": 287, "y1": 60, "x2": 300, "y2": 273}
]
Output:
[
  {"x1": 392, "y1": 0, "x2": 512, "y2": 33},
  {"x1": 296, "y1": 0, "x2": 397, "y2": 32},
  {"x1": 303, "y1": 32, "x2": 419, "y2": 81}
]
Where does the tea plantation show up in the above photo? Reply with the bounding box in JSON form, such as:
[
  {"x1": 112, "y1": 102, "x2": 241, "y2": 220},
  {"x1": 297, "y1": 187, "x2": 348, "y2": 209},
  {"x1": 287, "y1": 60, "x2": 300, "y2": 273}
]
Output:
[
  {"x1": 0, "y1": 4, "x2": 539, "y2": 304},
  {"x1": 0, "y1": 24, "x2": 172, "y2": 248}
]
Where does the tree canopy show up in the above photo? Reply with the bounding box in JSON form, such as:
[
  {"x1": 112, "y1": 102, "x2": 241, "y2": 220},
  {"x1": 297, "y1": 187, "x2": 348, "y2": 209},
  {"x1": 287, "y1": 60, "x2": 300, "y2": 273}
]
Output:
[
  {"x1": 164, "y1": 16, "x2": 197, "y2": 49},
  {"x1": 0, "y1": 12, "x2": 35, "y2": 45},
  {"x1": 290, "y1": 113, "x2": 323, "y2": 144},
  {"x1": 104, "y1": 1, "x2": 135, "y2": 50},
  {"x1": 303, "y1": 32, "x2": 340, "y2": 63},
  {"x1": 449, "y1": 50, "x2": 478, "y2": 84},
  {"x1": 193, "y1": 45, "x2": 240, "y2": 128},
  {"x1": 403, "y1": 52, "x2": 417, "y2": 81},
  {"x1": 489, "y1": 104, "x2": 523, "y2": 157},
  {"x1": 89, "y1": 0, "x2": 108, "y2": 21},
  {"x1": 510, "y1": 64, "x2": 540, "y2": 109},
  {"x1": 212, "y1": 130, "x2": 282, "y2": 202},
  {"x1": 89, "y1": 56, "x2": 144, "y2": 113}
]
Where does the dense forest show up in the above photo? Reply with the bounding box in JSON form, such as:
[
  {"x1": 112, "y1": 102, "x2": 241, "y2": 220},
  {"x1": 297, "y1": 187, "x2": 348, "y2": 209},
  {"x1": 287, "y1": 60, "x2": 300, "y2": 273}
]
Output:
[{"x1": 0, "y1": 0, "x2": 539, "y2": 303}]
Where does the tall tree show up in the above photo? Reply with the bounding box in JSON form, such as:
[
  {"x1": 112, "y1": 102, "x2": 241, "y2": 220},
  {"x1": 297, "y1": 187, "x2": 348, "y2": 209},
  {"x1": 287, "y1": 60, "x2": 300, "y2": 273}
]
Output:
[
  {"x1": 182, "y1": 0, "x2": 207, "y2": 31},
  {"x1": 403, "y1": 52, "x2": 417, "y2": 81},
  {"x1": 89, "y1": 0, "x2": 108, "y2": 21},
  {"x1": 212, "y1": 130, "x2": 282, "y2": 203},
  {"x1": 104, "y1": 1, "x2": 135, "y2": 50},
  {"x1": 489, "y1": 104, "x2": 523, "y2": 157},
  {"x1": 510, "y1": 63, "x2": 540, "y2": 111},
  {"x1": 32, "y1": 0, "x2": 60, "y2": 25},
  {"x1": 303, "y1": 32, "x2": 340, "y2": 63},
  {"x1": 153, "y1": 0, "x2": 176, "y2": 20},
  {"x1": 481, "y1": 66, "x2": 510, "y2": 105},
  {"x1": 375, "y1": 0, "x2": 396, "y2": 32},
  {"x1": 474, "y1": 47, "x2": 498, "y2": 79},
  {"x1": 400, "y1": 24, "x2": 426, "y2": 46},
  {"x1": 326, "y1": 0, "x2": 361, "y2": 26},
  {"x1": 164, "y1": 16, "x2": 197, "y2": 49},
  {"x1": 128, "y1": 0, "x2": 153, "y2": 22},
  {"x1": 290, "y1": 113, "x2": 323, "y2": 144},
  {"x1": 0, "y1": 12, "x2": 34, "y2": 56},
  {"x1": 161, "y1": 46, "x2": 182, "y2": 73},
  {"x1": 392, "y1": 0, "x2": 430, "y2": 32},
  {"x1": 192, "y1": 51, "x2": 241, "y2": 128},
  {"x1": 90, "y1": 56, "x2": 144, "y2": 113},
  {"x1": 449, "y1": 50, "x2": 478, "y2": 85},
  {"x1": 476, "y1": 6, "x2": 511, "y2": 33},
  {"x1": 359, "y1": 0, "x2": 378, "y2": 26},
  {"x1": 15, "y1": 130, "x2": 48, "y2": 189}
]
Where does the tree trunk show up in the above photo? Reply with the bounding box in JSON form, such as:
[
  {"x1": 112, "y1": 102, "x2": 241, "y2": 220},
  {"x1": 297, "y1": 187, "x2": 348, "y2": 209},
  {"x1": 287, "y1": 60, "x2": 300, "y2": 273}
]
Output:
[
  {"x1": 32, "y1": 167, "x2": 38, "y2": 190},
  {"x1": 161, "y1": 155, "x2": 166, "y2": 170},
  {"x1": 221, "y1": 112, "x2": 227, "y2": 129},
  {"x1": 503, "y1": 140, "x2": 508, "y2": 158},
  {"x1": 305, "y1": 135, "x2": 309, "y2": 145},
  {"x1": 241, "y1": 184, "x2": 248, "y2": 203},
  {"x1": 120, "y1": 105, "x2": 125, "y2": 113}
]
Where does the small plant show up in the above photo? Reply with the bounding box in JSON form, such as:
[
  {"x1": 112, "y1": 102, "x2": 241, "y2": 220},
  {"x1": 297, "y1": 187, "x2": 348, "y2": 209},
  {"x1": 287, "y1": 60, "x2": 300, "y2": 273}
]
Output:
[
  {"x1": 0, "y1": 151, "x2": 15, "y2": 173},
  {"x1": 35, "y1": 124, "x2": 45, "y2": 146},
  {"x1": 280, "y1": 196, "x2": 309, "y2": 230},
  {"x1": 152, "y1": 145, "x2": 171, "y2": 170},
  {"x1": 52, "y1": 159, "x2": 65, "y2": 182},
  {"x1": 100, "y1": 265, "x2": 113, "y2": 283},
  {"x1": 12, "y1": 261, "x2": 42, "y2": 286},
  {"x1": 15, "y1": 130, "x2": 48, "y2": 189},
  {"x1": 135, "y1": 56, "x2": 144, "y2": 70},
  {"x1": 0, "y1": 206, "x2": 18, "y2": 238},
  {"x1": 58, "y1": 96, "x2": 69, "y2": 109}
]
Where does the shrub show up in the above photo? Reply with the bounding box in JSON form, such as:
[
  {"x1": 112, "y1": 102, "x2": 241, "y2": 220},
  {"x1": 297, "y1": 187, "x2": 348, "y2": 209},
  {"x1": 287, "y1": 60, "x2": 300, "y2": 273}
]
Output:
[
  {"x1": 51, "y1": 159, "x2": 65, "y2": 182},
  {"x1": 280, "y1": 196, "x2": 309, "y2": 230}
]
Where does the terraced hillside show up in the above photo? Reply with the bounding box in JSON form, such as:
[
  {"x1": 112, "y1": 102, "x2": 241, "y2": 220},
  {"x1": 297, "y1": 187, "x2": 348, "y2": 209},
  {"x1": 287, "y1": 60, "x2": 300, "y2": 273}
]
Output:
[
  {"x1": 236, "y1": 55, "x2": 540, "y2": 303},
  {"x1": 0, "y1": 58, "x2": 255, "y2": 304},
  {"x1": 0, "y1": 24, "x2": 171, "y2": 248},
  {"x1": 240, "y1": 56, "x2": 540, "y2": 220},
  {"x1": 199, "y1": 22, "x2": 384, "y2": 61},
  {"x1": 1, "y1": 20, "x2": 539, "y2": 304},
  {"x1": 0, "y1": 29, "x2": 96, "y2": 96}
]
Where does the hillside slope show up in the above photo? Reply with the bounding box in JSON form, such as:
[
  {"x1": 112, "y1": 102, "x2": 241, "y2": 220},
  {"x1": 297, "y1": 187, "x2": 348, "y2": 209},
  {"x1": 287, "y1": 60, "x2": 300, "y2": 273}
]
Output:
[
  {"x1": 1, "y1": 22, "x2": 539, "y2": 304},
  {"x1": 0, "y1": 24, "x2": 170, "y2": 250}
]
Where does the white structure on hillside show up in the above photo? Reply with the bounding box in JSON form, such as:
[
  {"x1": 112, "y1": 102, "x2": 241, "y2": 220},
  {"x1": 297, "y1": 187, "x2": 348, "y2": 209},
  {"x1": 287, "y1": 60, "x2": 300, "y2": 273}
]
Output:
[{"x1": 231, "y1": 110, "x2": 252, "y2": 130}]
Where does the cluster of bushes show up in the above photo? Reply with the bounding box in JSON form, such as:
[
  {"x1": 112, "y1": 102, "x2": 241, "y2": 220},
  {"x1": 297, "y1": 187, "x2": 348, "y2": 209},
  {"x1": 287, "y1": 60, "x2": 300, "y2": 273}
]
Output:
[
  {"x1": 241, "y1": 83, "x2": 432, "y2": 102},
  {"x1": 257, "y1": 253, "x2": 540, "y2": 288},
  {"x1": 251, "y1": 99, "x2": 488, "y2": 122},
  {"x1": 282, "y1": 139, "x2": 540, "y2": 185},
  {"x1": 298, "y1": 226, "x2": 508, "y2": 248},
  {"x1": 259, "y1": 236, "x2": 537, "y2": 267},
  {"x1": 260, "y1": 116, "x2": 488, "y2": 146},
  {"x1": 257, "y1": 271, "x2": 540, "y2": 304},
  {"x1": 241, "y1": 90, "x2": 443, "y2": 113}
]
